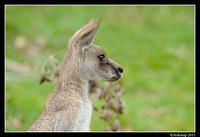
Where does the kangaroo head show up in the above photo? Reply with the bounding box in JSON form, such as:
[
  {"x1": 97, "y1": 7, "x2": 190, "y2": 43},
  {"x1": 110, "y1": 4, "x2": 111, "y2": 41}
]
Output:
[{"x1": 68, "y1": 19, "x2": 123, "y2": 82}]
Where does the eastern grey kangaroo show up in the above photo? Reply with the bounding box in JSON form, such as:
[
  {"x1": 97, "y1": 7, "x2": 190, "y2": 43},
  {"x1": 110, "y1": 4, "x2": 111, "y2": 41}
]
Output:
[{"x1": 27, "y1": 19, "x2": 123, "y2": 131}]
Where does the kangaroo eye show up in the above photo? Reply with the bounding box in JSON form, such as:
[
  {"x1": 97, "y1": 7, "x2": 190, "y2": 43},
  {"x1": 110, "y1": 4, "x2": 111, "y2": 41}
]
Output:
[{"x1": 98, "y1": 54, "x2": 105, "y2": 62}]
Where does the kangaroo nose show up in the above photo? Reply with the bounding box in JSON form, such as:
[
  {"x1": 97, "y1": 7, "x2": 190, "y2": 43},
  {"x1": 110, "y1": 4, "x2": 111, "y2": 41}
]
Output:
[{"x1": 118, "y1": 67, "x2": 123, "y2": 73}]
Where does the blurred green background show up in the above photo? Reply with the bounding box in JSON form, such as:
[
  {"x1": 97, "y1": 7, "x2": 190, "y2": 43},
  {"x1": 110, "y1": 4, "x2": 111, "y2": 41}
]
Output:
[{"x1": 5, "y1": 5, "x2": 194, "y2": 131}]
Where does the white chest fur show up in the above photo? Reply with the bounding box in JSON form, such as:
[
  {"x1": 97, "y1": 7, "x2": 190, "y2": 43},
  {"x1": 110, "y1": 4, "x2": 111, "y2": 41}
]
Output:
[{"x1": 74, "y1": 98, "x2": 92, "y2": 131}]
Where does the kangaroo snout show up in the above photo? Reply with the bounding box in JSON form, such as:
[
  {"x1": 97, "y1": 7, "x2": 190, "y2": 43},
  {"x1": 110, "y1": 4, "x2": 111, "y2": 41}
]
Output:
[
  {"x1": 118, "y1": 67, "x2": 123, "y2": 74},
  {"x1": 107, "y1": 59, "x2": 123, "y2": 82},
  {"x1": 114, "y1": 66, "x2": 123, "y2": 81}
]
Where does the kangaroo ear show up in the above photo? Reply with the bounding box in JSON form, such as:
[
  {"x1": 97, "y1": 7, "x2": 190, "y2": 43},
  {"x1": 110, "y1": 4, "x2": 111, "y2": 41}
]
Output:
[
  {"x1": 70, "y1": 19, "x2": 102, "y2": 48},
  {"x1": 78, "y1": 20, "x2": 101, "y2": 46},
  {"x1": 73, "y1": 18, "x2": 95, "y2": 37}
]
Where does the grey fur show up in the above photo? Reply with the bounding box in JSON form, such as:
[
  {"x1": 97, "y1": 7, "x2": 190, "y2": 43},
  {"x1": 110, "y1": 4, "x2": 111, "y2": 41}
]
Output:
[{"x1": 27, "y1": 19, "x2": 123, "y2": 132}]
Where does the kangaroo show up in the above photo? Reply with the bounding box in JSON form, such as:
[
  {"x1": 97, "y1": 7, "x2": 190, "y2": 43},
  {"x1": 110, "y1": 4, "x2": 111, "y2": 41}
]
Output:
[{"x1": 27, "y1": 19, "x2": 123, "y2": 132}]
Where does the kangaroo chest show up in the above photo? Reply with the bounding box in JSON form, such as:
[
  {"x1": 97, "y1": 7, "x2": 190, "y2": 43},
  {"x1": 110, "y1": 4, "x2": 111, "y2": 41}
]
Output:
[{"x1": 74, "y1": 98, "x2": 92, "y2": 131}]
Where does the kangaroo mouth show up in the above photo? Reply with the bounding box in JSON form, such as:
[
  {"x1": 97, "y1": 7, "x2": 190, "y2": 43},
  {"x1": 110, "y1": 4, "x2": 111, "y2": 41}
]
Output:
[{"x1": 108, "y1": 73, "x2": 122, "y2": 82}]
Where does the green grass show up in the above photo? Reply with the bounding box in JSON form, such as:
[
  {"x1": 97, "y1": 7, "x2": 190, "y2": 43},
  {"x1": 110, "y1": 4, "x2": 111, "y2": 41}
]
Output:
[{"x1": 5, "y1": 5, "x2": 194, "y2": 131}]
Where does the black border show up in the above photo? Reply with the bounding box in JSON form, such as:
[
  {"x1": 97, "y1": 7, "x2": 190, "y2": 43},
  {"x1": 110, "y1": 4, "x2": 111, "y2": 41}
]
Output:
[
  {"x1": 1, "y1": 0, "x2": 198, "y2": 5},
  {"x1": 2, "y1": 0, "x2": 198, "y2": 136}
]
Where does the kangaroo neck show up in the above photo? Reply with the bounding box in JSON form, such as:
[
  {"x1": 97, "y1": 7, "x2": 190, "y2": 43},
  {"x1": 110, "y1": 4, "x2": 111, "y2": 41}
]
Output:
[{"x1": 57, "y1": 47, "x2": 89, "y2": 99}]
